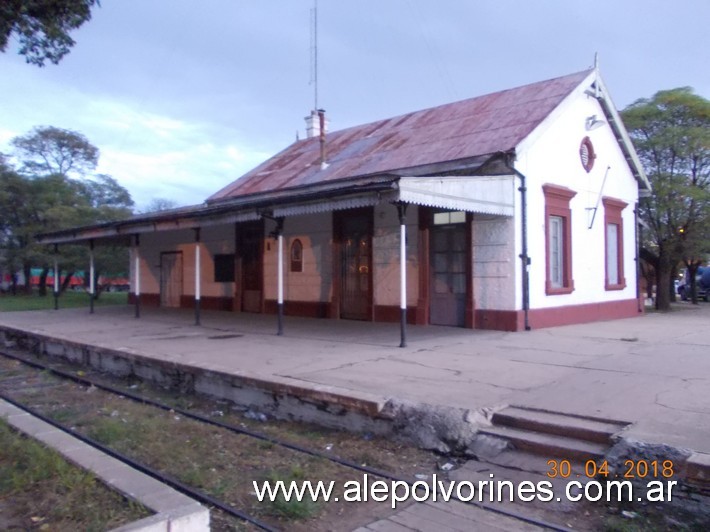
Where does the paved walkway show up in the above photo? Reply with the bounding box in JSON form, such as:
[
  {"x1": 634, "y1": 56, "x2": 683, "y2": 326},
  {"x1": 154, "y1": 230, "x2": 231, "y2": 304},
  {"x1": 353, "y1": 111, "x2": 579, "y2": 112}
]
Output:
[{"x1": 1, "y1": 302, "x2": 709, "y2": 455}]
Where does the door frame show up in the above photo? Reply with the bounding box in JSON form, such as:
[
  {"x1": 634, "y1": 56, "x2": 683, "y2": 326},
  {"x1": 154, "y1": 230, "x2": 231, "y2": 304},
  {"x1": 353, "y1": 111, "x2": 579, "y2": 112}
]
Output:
[
  {"x1": 418, "y1": 207, "x2": 474, "y2": 328},
  {"x1": 235, "y1": 220, "x2": 265, "y2": 313},
  {"x1": 332, "y1": 207, "x2": 374, "y2": 320},
  {"x1": 159, "y1": 251, "x2": 183, "y2": 308}
]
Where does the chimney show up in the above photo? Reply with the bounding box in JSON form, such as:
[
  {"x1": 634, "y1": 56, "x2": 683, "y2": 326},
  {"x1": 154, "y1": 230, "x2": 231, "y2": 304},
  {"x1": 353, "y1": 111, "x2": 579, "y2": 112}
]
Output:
[
  {"x1": 304, "y1": 109, "x2": 329, "y2": 138},
  {"x1": 318, "y1": 109, "x2": 328, "y2": 170}
]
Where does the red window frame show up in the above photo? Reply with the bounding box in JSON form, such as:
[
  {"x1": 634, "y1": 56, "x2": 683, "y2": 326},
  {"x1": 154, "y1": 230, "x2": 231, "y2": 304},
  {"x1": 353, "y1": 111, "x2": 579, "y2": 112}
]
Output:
[
  {"x1": 543, "y1": 184, "x2": 577, "y2": 295},
  {"x1": 602, "y1": 197, "x2": 627, "y2": 290}
]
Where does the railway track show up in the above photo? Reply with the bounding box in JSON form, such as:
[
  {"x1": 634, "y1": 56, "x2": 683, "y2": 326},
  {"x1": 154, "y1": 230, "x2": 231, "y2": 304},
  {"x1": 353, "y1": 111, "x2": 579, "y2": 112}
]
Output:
[{"x1": 0, "y1": 347, "x2": 569, "y2": 531}]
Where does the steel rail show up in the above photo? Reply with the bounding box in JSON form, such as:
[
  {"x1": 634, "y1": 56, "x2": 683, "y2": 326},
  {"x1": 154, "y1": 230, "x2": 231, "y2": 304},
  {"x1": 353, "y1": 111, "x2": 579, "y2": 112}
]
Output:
[
  {"x1": 0, "y1": 390, "x2": 277, "y2": 532},
  {"x1": 0, "y1": 348, "x2": 571, "y2": 532}
]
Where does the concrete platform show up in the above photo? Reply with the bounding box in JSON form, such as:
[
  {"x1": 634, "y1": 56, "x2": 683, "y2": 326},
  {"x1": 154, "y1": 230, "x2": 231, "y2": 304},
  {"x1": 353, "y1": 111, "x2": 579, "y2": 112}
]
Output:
[{"x1": 1, "y1": 302, "x2": 709, "y2": 459}]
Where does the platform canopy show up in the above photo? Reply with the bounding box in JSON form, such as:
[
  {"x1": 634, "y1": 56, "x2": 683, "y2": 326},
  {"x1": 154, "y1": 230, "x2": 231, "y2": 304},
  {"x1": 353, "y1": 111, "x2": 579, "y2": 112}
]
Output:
[
  {"x1": 397, "y1": 175, "x2": 515, "y2": 216},
  {"x1": 35, "y1": 173, "x2": 514, "y2": 246}
]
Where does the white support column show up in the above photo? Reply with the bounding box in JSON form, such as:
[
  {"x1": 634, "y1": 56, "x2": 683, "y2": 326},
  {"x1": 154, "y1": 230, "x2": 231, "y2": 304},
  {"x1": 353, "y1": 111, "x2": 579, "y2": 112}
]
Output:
[
  {"x1": 397, "y1": 203, "x2": 408, "y2": 347},
  {"x1": 53, "y1": 259, "x2": 59, "y2": 293},
  {"x1": 277, "y1": 218, "x2": 284, "y2": 336},
  {"x1": 278, "y1": 234, "x2": 284, "y2": 305},
  {"x1": 400, "y1": 221, "x2": 406, "y2": 310},
  {"x1": 89, "y1": 240, "x2": 95, "y2": 314},
  {"x1": 53, "y1": 244, "x2": 59, "y2": 310},
  {"x1": 194, "y1": 228, "x2": 201, "y2": 326},
  {"x1": 134, "y1": 234, "x2": 141, "y2": 318},
  {"x1": 134, "y1": 250, "x2": 141, "y2": 297},
  {"x1": 195, "y1": 248, "x2": 201, "y2": 301}
]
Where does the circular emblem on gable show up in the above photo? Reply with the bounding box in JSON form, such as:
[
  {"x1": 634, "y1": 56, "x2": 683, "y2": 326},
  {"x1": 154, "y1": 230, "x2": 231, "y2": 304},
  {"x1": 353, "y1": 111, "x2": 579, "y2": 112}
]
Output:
[{"x1": 580, "y1": 136, "x2": 596, "y2": 173}]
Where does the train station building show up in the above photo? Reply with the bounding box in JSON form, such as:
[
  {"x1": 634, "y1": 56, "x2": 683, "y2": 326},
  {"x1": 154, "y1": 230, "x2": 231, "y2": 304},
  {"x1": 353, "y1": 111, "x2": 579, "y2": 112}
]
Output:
[{"x1": 37, "y1": 67, "x2": 650, "y2": 336}]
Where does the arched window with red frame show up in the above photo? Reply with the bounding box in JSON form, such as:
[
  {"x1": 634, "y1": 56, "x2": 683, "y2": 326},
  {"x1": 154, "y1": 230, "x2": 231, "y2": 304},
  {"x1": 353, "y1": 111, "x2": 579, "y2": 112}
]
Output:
[{"x1": 290, "y1": 239, "x2": 303, "y2": 273}]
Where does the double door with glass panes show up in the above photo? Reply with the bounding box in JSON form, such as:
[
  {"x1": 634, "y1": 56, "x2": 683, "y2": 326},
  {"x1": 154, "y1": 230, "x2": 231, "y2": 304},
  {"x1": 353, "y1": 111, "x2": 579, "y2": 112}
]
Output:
[
  {"x1": 430, "y1": 212, "x2": 467, "y2": 327},
  {"x1": 339, "y1": 211, "x2": 372, "y2": 320}
]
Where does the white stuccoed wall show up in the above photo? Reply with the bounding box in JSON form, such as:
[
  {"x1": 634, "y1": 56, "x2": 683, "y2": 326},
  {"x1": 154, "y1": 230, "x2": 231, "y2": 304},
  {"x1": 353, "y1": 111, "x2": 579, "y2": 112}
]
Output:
[
  {"x1": 132, "y1": 224, "x2": 236, "y2": 299},
  {"x1": 372, "y1": 204, "x2": 419, "y2": 308},
  {"x1": 187, "y1": 224, "x2": 236, "y2": 299},
  {"x1": 263, "y1": 212, "x2": 333, "y2": 303},
  {"x1": 472, "y1": 215, "x2": 516, "y2": 311},
  {"x1": 514, "y1": 80, "x2": 640, "y2": 311},
  {"x1": 131, "y1": 206, "x2": 421, "y2": 309},
  {"x1": 263, "y1": 207, "x2": 419, "y2": 307},
  {"x1": 132, "y1": 230, "x2": 193, "y2": 296}
]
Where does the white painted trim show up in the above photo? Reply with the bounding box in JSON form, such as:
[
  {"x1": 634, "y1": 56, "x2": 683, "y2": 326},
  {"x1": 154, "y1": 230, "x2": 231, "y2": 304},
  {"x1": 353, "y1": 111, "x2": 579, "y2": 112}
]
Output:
[
  {"x1": 516, "y1": 70, "x2": 597, "y2": 155},
  {"x1": 277, "y1": 233, "x2": 284, "y2": 305},
  {"x1": 398, "y1": 175, "x2": 515, "y2": 216},
  {"x1": 272, "y1": 193, "x2": 392, "y2": 218},
  {"x1": 89, "y1": 249, "x2": 95, "y2": 295},
  {"x1": 195, "y1": 242, "x2": 201, "y2": 301},
  {"x1": 593, "y1": 74, "x2": 651, "y2": 192},
  {"x1": 400, "y1": 221, "x2": 406, "y2": 311},
  {"x1": 134, "y1": 251, "x2": 141, "y2": 296}
]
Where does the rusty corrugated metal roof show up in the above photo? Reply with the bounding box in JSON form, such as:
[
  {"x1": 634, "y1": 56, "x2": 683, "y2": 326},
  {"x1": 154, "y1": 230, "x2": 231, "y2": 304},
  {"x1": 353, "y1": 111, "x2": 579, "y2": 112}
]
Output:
[{"x1": 208, "y1": 69, "x2": 593, "y2": 203}]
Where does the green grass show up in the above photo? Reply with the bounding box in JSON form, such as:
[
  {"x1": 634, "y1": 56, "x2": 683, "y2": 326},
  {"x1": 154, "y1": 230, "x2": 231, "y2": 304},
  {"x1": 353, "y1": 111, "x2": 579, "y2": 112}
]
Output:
[
  {"x1": 50, "y1": 406, "x2": 83, "y2": 424},
  {"x1": 261, "y1": 466, "x2": 320, "y2": 520},
  {"x1": 87, "y1": 417, "x2": 134, "y2": 445},
  {"x1": 0, "y1": 290, "x2": 128, "y2": 312},
  {"x1": 0, "y1": 419, "x2": 150, "y2": 530}
]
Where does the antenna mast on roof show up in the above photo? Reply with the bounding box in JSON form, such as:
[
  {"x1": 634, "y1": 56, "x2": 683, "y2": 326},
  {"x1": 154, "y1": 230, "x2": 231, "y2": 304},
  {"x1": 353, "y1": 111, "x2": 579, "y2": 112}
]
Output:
[{"x1": 310, "y1": 0, "x2": 319, "y2": 111}]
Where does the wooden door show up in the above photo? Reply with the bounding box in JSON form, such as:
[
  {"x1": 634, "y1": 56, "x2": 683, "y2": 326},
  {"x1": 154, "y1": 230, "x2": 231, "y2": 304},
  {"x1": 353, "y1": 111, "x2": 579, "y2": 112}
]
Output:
[
  {"x1": 237, "y1": 221, "x2": 263, "y2": 313},
  {"x1": 430, "y1": 223, "x2": 466, "y2": 326},
  {"x1": 160, "y1": 252, "x2": 183, "y2": 308},
  {"x1": 336, "y1": 209, "x2": 373, "y2": 320}
]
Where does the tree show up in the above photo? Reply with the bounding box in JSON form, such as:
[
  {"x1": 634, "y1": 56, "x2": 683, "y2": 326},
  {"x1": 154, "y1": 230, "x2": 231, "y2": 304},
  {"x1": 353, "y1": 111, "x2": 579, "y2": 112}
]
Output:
[
  {"x1": 53, "y1": 175, "x2": 133, "y2": 298},
  {"x1": 0, "y1": 0, "x2": 99, "y2": 66},
  {"x1": 3, "y1": 173, "x2": 133, "y2": 297},
  {"x1": 0, "y1": 157, "x2": 37, "y2": 293},
  {"x1": 11, "y1": 126, "x2": 99, "y2": 178},
  {"x1": 83, "y1": 174, "x2": 133, "y2": 210},
  {"x1": 622, "y1": 88, "x2": 710, "y2": 310},
  {"x1": 0, "y1": 156, "x2": 27, "y2": 293},
  {"x1": 141, "y1": 197, "x2": 179, "y2": 213},
  {"x1": 1, "y1": 126, "x2": 134, "y2": 297}
]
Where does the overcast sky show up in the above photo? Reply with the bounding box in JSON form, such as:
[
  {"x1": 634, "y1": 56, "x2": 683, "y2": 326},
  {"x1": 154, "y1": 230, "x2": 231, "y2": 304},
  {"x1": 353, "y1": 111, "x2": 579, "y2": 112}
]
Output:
[{"x1": 1, "y1": 1, "x2": 708, "y2": 210}]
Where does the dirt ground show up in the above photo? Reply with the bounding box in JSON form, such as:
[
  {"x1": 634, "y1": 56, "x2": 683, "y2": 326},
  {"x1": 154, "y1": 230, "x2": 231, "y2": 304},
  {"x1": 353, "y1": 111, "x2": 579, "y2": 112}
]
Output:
[
  {"x1": 0, "y1": 418, "x2": 150, "y2": 531},
  {"x1": 0, "y1": 354, "x2": 437, "y2": 531},
  {"x1": 1, "y1": 351, "x2": 708, "y2": 531}
]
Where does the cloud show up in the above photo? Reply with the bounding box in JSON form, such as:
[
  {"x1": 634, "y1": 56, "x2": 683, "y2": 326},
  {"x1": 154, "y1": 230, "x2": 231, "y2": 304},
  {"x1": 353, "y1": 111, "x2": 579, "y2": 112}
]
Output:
[
  {"x1": 0, "y1": 80, "x2": 273, "y2": 207},
  {"x1": 91, "y1": 103, "x2": 273, "y2": 206},
  {"x1": 1, "y1": 0, "x2": 708, "y2": 215},
  {"x1": 0, "y1": 129, "x2": 15, "y2": 147}
]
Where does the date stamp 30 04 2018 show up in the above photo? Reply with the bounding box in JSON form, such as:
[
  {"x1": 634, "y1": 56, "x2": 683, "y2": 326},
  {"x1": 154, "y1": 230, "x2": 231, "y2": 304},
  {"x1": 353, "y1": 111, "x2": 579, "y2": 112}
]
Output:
[{"x1": 545, "y1": 458, "x2": 675, "y2": 480}]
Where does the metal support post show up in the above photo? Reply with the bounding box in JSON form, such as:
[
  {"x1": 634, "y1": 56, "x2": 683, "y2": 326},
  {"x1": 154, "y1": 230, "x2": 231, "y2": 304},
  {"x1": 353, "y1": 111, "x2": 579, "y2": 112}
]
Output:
[
  {"x1": 89, "y1": 240, "x2": 95, "y2": 314},
  {"x1": 397, "y1": 203, "x2": 408, "y2": 348},
  {"x1": 134, "y1": 234, "x2": 141, "y2": 318},
  {"x1": 53, "y1": 244, "x2": 59, "y2": 310},
  {"x1": 276, "y1": 217, "x2": 285, "y2": 336},
  {"x1": 194, "y1": 228, "x2": 201, "y2": 326}
]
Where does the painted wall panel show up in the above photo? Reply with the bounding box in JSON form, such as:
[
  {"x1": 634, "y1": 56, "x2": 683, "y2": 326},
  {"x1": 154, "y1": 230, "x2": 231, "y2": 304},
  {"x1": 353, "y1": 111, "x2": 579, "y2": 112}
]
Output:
[
  {"x1": 132, "y1": 225, "x2": 235, "y2": 300},
  {"x1": 472, "y1": 215, "x2": 515, "y2": 310},
  {"x1": 515, "y1": 86, "x2": 639, "y2": 311},
  {"x1": 263, "y1": 213, "x2": 333, "y2": 302},
  {"x1": 372, "y1": 204, "x2": 419, "y2": 307}
]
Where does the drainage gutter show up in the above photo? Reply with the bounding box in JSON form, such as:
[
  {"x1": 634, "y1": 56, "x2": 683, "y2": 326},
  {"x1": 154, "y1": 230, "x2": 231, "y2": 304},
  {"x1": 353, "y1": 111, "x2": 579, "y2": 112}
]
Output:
[{"x1": 502, "y1": 153, "x2": 531, "y2": 331}]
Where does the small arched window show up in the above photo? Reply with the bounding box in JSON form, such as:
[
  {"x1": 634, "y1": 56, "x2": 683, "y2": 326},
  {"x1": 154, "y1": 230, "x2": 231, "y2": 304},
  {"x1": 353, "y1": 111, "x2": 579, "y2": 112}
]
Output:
[{"x1": 290, "y1": 239, "x2": 303, "y2": 272}]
